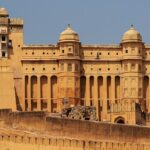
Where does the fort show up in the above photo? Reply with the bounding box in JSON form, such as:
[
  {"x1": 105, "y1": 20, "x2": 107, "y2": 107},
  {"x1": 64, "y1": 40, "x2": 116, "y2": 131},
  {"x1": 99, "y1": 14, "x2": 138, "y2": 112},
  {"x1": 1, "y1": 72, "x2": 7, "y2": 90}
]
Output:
[{"x1": 0, "y1": 7, "x2": 150, "y2": 149}]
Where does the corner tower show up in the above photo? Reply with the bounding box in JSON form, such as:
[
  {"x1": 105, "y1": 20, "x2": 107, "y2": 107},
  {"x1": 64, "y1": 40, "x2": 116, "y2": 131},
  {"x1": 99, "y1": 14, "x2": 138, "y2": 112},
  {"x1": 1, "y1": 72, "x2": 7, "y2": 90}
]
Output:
[
  {"x1": 0, "y1": 8, "x2": 16, "y2": 111},
  {"x1": 121, "y1": 26, "x2": 144, "y2": 124},
  {"x1": 57, "y1": 25, "x2": 81, "y2": 111},
  {"x1": 0, "y1": 8, "x2": 9, "y2": 58}
]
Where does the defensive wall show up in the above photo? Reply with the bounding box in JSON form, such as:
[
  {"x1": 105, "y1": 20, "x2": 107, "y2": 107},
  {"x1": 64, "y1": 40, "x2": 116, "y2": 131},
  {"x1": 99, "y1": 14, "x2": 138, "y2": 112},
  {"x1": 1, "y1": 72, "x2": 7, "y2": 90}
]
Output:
[{"x1": 0, "y1": 109, "x2": 150, "y2": 150}]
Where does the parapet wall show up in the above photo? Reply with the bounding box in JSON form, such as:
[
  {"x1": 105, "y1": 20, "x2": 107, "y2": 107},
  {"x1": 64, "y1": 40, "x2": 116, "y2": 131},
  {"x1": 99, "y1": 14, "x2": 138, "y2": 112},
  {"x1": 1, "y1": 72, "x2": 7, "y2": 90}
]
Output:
[
  {"x1": 0, "y1": 109, "x2": 150, "y2": 149},
  {"x1": 0, "y1": 134, "x2": 150, "y2": 150}
]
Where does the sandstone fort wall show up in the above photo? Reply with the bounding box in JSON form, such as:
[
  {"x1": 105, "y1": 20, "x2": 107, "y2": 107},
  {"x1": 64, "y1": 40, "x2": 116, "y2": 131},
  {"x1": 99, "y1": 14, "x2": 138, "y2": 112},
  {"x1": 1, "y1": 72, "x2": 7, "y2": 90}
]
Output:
[{"x1": 0, "y1": 109, "x2": 150, "y2": 149}]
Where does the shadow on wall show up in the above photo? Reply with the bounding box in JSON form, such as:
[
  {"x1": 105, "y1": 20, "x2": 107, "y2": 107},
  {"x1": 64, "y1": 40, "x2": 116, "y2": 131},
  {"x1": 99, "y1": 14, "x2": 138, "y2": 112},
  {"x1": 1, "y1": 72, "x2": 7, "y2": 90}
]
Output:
[{"x1": 15, "y1": 88, "x2": 22, "y2": 111}]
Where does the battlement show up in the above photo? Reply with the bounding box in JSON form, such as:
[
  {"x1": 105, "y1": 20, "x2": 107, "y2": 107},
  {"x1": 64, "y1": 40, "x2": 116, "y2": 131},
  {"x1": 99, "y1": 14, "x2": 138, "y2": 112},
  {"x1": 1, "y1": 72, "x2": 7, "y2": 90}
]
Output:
[{"x1": 10, "y1": 18, "x2": 24, "y2": 26}]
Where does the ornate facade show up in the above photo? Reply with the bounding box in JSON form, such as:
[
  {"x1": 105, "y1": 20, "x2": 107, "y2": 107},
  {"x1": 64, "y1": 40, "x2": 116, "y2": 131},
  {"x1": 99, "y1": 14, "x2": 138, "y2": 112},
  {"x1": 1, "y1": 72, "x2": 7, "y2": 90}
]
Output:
[{"x1": 0, "y1": 8, "x2": 150, "y2": 125}]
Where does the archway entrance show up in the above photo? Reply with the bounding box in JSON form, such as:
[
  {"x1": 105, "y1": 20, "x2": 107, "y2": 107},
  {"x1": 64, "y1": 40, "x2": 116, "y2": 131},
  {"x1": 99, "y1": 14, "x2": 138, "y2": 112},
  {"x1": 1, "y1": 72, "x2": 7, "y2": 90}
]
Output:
[{"x1": 115, "y1": 117, "x2": 125, "y2": 124}]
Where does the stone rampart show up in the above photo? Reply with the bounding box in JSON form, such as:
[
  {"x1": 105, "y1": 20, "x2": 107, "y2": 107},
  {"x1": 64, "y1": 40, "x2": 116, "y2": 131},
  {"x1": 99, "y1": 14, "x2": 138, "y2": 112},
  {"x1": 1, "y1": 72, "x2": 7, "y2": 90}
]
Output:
[{"x1": 0, "y1": 109, "x2": 150, "y2": 149}]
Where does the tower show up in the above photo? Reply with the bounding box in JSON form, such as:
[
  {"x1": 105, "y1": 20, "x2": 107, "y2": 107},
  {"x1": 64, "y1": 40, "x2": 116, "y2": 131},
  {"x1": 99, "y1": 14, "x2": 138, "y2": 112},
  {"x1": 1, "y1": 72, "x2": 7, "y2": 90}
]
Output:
[
  {"x1": 0, "y1": 8, "x2": 16, "y2": 110},
  {"x1": 121, "y1": 26, "x2": 144, "y2": 124},
  {"x1": 57, "y1": 25, "x2": 81, "y2": 111},
  {"x1": 0, "y1": 8, "x2": 9, "y2": 58}
]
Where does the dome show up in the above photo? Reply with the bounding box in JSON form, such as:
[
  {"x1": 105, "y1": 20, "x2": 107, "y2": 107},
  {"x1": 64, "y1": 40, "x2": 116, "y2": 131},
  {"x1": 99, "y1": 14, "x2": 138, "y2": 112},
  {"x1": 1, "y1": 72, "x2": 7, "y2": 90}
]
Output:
[
  {"x1": 122, "y1": 26, "x2": 142, "y2": 43},
  {"x1": 0, "y1": 7, "x2": 9, "y2": 17},
  {"x1": 59, "y1": 24, "x2": 80, "y2": 42}
]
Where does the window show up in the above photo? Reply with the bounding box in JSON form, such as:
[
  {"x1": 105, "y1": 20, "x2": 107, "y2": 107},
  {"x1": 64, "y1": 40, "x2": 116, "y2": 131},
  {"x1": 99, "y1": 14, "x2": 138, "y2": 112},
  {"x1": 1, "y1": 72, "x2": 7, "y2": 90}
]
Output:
[
  {"x1": 116, "y1": 53, "x2": 118, "y2": 55},
  {"x1": 108, "y1": 52, "x2": 110, "y2": 55},
  {"x1": 68, "y1": 64, "x2": 72, "y2": 71},
  {"x1": 139, "y1": 49, "x2": 141, "y2": 54},
  {"x1": 125, "y1": 50, "x2": 128, "y2": 53},
  {"x1": 91, "y1": 52, "x2": 93, "y2": 55},
  {"x1": 2, "y1": 52, "x2": 6, "y2": 57},
  {"x1": 99, "y1": 68, "x2": 101, "y2": 71},
  {"x1": 2, "y1": 35, "x2": 6, "y2": 41},
  {"x1": 108, "y1": 68, "x2": 110, "y2": 71},
  {"x1": 32, "y1": 68, "x2": 35, "y2": 71},
  {"x1": 62, "y1": 50, "x2": 64, "y2": 53},
  {"x1": 43, "y1": 68, "x2": 45, "y2": 71},
  {"x1": 99, "y1": 52, "x2": 102, "y2": 55}
]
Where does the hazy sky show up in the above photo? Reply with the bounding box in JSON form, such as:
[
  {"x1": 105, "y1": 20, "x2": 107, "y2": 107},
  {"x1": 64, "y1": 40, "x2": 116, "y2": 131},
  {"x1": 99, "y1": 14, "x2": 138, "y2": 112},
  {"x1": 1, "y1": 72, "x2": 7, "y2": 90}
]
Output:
[{"x1": 1, "y1": 0, "x2": 150, "y2": 44}]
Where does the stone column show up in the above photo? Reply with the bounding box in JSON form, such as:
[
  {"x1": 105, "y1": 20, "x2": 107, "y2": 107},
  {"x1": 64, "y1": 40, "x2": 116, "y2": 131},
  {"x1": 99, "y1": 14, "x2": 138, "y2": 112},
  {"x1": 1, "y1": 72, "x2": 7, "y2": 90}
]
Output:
[
  {"x1": 85, "y1": 76, "x2": 90, "y2": 106},
  {"x1": 37, "y1": 76, "x2": 41, "y2": 111},
  {"x1": 111, "y1": 75, "x2": 115, "y2": 103},
  {"x1": 102, "y1": 75, "x2": 107, "y2": 121},
  {"x1": 47, "y1": 76, "x2": 51, "y2": 112},
  {"x1": 28, "y1": 75, "x2": 31, "y2": 111},
  {"x1": 94, "y1": 75, "x2": 99, "y2": 119},
  {"x1": 148, "y1": 76, "x2": 150, "y2": 113},
  {"x1": 22, "y1": 75, "x2": 26, "y2": 111}
]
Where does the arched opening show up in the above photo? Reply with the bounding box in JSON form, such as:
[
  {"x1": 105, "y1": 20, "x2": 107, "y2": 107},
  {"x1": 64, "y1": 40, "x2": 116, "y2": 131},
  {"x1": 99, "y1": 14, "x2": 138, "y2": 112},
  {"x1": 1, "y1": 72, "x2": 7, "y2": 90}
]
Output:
[
  {"x1": 90, "y1": 76, "x2": 94, "y2": 106},
  {"x1": 80, "y1": 76, "x2": 86, "y2": 105},
  {"x1": 31, "y1": 76, "x2": 37, "y2": 110},
  {"x1": 40, "y1": 76, "x2": 48, "y2": 110},
  {"x1": 115, "y1": 76, "x2": 120, "y2": 100},
  {"x1": 25, "y1": 76, "x2": 28, "y2": 111},
  {"x1": 51, "y1": 76, "x2": 58, "y2": 112},
  {"x1": 143, "y1": 76, "x2": 149, "y2": 99},
  {"x1": 117, "y1": 119, "x2": 125, "y2": 124},
  {"x1": 98, "y1": 76, "x2": 103, "y2": 100},
  {"x1": 51, "y1": 76, "x2": 58, "y2": 99},
  {"x1": 115, "y1": 117, "x2": 125, "y2": 124},
  {"x1": 107, "y1": 76, "x2": 111, "y2": 99}
]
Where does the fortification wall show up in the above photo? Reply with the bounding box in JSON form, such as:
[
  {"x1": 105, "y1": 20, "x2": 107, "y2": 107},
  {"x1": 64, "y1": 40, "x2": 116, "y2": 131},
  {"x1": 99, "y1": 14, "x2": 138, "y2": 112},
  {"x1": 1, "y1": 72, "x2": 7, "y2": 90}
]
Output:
[
  {"x1": 0, "y1": 109, "x2": 150, "y2": 149},
  {"x1": 0, "y1": 134, "x2": 150, "y2": 150}
]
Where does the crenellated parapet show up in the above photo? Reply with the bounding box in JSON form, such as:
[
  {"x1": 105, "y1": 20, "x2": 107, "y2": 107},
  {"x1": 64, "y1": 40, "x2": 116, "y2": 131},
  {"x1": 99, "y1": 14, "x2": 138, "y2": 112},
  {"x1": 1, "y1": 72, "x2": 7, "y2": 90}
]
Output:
[{"x1": 10, "y1": 18, "x2": 24, "y2": 26}]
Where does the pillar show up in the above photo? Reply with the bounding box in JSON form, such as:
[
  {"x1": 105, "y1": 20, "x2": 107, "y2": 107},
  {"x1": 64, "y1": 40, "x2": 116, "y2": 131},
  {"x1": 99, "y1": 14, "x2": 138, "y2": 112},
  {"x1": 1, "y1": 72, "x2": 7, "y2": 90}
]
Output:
[
  {"x1": 28, "y1": 75, "x2": 31, "y2": 111},
  {"x1": 85, "y1": 76, "x2": 90, "y2": 106},
  {"x1": 94, "y1": 75, "x2": 99, "y2": 119},
  {"x1": 22, "y1": 75, "x2": 26, "y2": 111},
  {"x1": 37, "y1": 76, "x2": 41, "y2": 111},
  {"x1": 102, "y1": 76, "x2": 107, "y2": 121},
  {"x1": 111, "y1": 75, "x2": 115, "y2": 103},
  {"x1": 47, "y1": 76, "x2": 51, "y2": 112},
  {"x1": 148, "y1": 76, "x2": 150, "y2": 113}
]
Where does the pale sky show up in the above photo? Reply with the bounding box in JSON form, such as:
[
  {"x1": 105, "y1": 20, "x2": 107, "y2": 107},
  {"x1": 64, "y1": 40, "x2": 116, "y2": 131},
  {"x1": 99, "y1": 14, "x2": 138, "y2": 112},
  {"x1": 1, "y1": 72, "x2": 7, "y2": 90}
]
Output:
[{"x1": 1, "y1": 0, "x2": 150, "y2": 44}]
